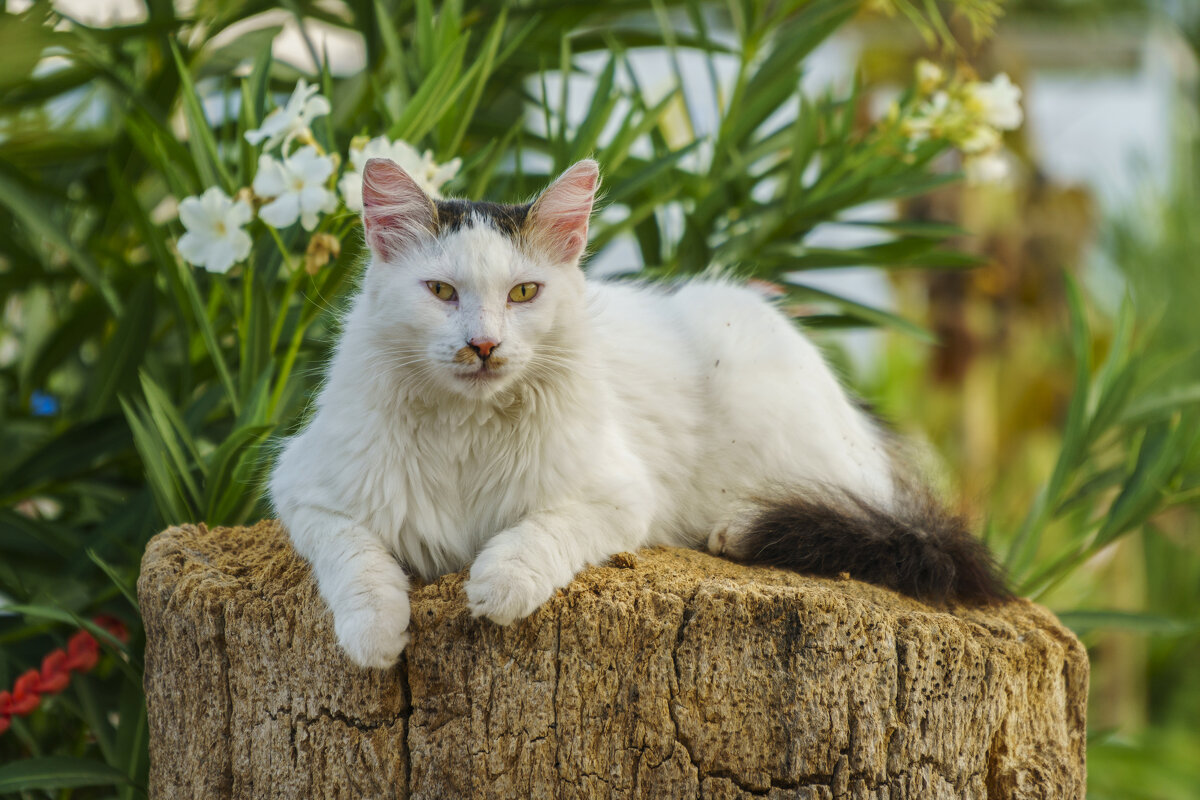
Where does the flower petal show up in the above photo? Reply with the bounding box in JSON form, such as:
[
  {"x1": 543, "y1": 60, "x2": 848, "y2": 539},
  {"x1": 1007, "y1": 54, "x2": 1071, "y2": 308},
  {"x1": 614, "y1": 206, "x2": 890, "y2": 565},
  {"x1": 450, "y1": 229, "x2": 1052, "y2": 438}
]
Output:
[
  {"x1": 229, "y1": 228, "x2": 253, "y2": 262},
  {"x1": 303, "y1": 94, "x2": 331, "y2": 121},
  {"x1": 178, "y1": 195, "x2": 209, "y2": 232},
  {"x1": 177, "y1": 232, "x2": 210, "y2": 266},
  {"x1": 200, "y1": 186, "x2": 232, "y2": 218},
  {"x1": 245, "y1": 109, "x2": 286, "y2": 146},
  {"x1": 289, "y1": 146, "x2": 334, "y2": 183},
  {"x1": 244, "y1": 127, "x2": 270, "y2": 146},
  {"x1": 339, "y1": 172, "x2": 364, "y2": 213},
  {"x1": 253, "y1": 155, "x2": 289, "y2": 198},
  {"x1": 203, "y1": 238, "x2": 238, "y2": 274},
  {"x1": 298, "y1": 187, "x2": 335, "y2": 230},
  {"x1": 260, "y1": 193, "x2": 301, "y2": 228},
  {"x1": 227, "y1": 200, "x2": 253, "y2": 229}
]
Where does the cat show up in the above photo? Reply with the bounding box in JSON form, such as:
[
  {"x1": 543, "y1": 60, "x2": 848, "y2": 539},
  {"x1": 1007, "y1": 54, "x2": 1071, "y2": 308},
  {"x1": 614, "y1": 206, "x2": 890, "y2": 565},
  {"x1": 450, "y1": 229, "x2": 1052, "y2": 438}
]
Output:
[{"x1": 269, "y1": 157, "x2": 1009, "y2": 669}]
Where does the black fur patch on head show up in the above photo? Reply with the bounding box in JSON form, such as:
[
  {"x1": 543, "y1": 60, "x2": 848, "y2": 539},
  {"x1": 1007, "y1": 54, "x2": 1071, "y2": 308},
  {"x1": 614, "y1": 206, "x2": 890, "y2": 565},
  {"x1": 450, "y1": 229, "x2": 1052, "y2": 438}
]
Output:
[
  {"x1": 735, "y1": 489, "x2": 1012, "y2": 606},
  {"x1": 434, "y1": 200, "x2": 530, "y2": 239}
]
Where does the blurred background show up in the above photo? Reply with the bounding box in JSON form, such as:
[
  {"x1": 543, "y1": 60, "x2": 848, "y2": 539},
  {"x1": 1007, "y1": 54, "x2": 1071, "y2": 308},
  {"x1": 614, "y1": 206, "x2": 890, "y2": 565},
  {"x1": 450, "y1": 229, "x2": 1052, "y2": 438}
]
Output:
[{"x1": 0, "y1": 0, "x2": 1198, "y2": 796}]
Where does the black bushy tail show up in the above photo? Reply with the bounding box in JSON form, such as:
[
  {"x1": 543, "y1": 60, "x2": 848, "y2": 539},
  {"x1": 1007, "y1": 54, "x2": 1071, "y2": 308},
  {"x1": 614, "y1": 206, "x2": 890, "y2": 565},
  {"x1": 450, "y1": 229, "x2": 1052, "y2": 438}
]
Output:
[{"x1": 738, "y1": 490, "x2": 1012, "y2": 605}]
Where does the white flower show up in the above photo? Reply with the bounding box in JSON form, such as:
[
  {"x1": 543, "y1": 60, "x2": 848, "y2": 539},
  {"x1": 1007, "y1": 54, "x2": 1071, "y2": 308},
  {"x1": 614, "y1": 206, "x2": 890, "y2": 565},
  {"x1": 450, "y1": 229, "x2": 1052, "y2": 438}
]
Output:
[
  {"x1": 965, "y1": 73, "x2": 1023, "y2": 132},
  {"x1": 915, "y1": 59, "x2": 944, "y2": 95},
  {"x1": 244, "y1": 79, "x2": 332, "y2": 152},
  {"x1": 338, "y1": 136, "x2": 462, "y2": 211},
  {"x1": 901, "y1": 91, "x2": 951, "y2": 145},
  {"x1": 253, "y1": 146, "x2": 338, "y2": 231},
  {"x1": 965, "y1": 150, "x2": 1016, "y2": 186},
  {"x1": 958, "y1": 123, "x2": 1001, "y2": 155},
  {"x1": 177, "y1": 187, "x2": 253, "y2": 273}
]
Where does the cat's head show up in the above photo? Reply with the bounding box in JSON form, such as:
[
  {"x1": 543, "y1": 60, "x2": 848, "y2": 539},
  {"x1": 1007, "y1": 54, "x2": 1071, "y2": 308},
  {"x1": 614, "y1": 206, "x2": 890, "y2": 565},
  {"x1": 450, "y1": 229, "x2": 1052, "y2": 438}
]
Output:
[{"x1": 356, "y1": 159, "x2": 599, "y2": 402}]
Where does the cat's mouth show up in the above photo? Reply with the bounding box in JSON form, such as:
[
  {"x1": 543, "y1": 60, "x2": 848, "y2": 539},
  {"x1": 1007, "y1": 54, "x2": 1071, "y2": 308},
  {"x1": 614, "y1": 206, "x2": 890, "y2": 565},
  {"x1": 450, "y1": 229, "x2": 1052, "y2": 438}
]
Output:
[{"x1": 457, "y1": 365, "x2": 505, "y2": 383}]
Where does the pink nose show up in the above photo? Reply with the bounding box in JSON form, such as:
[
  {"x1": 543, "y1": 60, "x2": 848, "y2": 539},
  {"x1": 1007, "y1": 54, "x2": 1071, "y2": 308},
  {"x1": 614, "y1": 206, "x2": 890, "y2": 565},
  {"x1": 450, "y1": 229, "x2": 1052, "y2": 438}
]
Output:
[{"x1": 468, "y1": 338, "x2": 499, "y2": 359}]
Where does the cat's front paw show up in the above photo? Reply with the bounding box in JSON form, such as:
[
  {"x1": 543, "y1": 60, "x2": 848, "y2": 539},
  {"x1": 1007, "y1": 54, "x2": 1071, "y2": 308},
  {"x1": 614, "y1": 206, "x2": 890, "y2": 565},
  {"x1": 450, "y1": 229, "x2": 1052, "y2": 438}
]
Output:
[
  {"x1": 332, "y1": 586, "x2": 411, "y2": 669},
  {"x1": 464, "y1": 549, "x2": 553, "y2": 626}
]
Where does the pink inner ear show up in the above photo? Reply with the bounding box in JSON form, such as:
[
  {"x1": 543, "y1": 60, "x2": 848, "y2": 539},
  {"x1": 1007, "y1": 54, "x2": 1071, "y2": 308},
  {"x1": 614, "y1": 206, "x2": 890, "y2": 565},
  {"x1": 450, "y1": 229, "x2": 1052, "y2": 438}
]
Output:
[
  {"x1": 362, "y1": 158, "x2": 436, "y2": 262},
  {"x1": 528, "y1": 161, "x2": 599, "y2": 264}
]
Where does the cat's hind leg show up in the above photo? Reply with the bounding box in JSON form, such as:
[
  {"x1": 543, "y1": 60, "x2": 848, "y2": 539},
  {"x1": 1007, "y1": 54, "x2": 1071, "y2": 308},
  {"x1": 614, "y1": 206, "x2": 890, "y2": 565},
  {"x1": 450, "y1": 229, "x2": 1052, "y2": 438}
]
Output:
[{"x1": 705, "y1": 499, "x2": 766, "y2": 560}]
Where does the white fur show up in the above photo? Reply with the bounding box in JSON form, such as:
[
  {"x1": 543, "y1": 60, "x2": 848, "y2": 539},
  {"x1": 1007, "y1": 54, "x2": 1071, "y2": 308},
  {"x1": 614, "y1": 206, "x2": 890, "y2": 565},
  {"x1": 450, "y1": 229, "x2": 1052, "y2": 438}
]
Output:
[{"x1": 271, "y1": 163, "x2": 895, "y2": 668}]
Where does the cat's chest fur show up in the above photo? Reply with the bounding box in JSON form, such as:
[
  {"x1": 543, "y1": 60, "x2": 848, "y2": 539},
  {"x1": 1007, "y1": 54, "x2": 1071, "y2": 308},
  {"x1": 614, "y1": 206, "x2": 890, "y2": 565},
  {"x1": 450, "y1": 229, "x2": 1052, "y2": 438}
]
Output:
[{"x1": 361, "y1": 378, "x2": 591, "y2": 580}]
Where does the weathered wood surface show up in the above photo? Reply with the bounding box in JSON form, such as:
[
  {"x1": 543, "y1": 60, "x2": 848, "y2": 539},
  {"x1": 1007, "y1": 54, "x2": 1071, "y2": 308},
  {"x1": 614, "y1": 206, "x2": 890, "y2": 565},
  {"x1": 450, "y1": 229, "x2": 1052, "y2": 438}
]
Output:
[{"x1": 138, "y1": 520, "x2": 1087, "y2": 799}]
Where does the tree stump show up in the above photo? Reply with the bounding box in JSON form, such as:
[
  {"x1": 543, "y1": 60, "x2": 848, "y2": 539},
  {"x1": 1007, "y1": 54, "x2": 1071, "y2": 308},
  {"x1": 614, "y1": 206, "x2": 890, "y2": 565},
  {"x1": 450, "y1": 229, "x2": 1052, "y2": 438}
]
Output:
[{"x1": 138, "y1": 521, "x2": 1087, "y2": 799}]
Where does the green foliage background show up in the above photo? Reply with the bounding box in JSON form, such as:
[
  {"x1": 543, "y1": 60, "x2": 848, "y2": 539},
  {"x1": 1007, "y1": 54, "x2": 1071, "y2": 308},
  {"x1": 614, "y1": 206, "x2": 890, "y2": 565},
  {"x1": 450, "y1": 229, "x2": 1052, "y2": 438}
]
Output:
[{"x1": 0, "y1": 0, "x2": 1196, "y2": 796}]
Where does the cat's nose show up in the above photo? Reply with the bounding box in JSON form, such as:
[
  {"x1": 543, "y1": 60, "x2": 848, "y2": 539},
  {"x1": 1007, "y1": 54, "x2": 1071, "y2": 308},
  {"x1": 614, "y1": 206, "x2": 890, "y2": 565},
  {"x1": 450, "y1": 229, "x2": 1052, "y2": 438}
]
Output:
[{"x1": 468, "y1": 337, "x2": 499, "y2": 360}]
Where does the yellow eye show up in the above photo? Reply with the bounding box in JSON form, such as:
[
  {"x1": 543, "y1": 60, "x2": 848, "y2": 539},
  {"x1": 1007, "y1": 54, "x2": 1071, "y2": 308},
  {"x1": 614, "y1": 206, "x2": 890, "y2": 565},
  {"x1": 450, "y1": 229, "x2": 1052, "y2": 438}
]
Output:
[
  {"x1": 508, "y1": 282, "x2": 539, "y2": 303},
  {"x1": 426, "y1": 281, "x2": 457, "y2": 301}
]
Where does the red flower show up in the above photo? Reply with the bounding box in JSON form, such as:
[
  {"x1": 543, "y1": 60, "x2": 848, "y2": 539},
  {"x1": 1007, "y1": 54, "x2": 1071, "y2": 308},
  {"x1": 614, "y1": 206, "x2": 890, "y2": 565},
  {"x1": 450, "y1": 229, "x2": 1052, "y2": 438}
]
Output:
[
  {"x1": 0, "y1": 619, "x2": 121, "y2": 736},
  {"x1": 64, "y1": 630, "x2": 99, "y2": 673},
  {"x1": 8, "y1": 670, "x2": 41, "y2": 715},
  {"x1": 93, "y1": 614, "x2": 129, "y2": 644},
  {"x1": 38, "y1": 649, "x2": 70, "y2": 694}
]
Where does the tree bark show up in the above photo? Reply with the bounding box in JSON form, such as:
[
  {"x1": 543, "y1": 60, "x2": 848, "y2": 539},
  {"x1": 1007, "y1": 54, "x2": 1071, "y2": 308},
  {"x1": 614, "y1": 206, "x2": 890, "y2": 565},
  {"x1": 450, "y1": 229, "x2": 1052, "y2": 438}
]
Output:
[{"x1": 139, "y1": 521, "x2": 1087, "y2": 799}]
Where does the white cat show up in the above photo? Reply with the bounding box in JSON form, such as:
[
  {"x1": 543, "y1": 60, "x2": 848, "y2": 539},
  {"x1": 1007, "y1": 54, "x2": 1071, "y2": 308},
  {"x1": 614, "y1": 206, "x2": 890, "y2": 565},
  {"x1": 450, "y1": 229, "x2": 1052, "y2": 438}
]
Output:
[{"x1": 270, "y1": 158, "x2": 1006, "y2": 669}]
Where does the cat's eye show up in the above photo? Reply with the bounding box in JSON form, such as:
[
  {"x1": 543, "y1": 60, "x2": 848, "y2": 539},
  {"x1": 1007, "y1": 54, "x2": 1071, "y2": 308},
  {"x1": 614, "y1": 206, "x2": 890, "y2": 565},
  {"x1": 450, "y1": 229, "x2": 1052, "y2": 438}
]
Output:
[
  {"x1": 426, "y1": 281, "x2": 457, "y2": 301},
  {"x1": 508, "y1": 282, "x2": 540, "y2": 303}
]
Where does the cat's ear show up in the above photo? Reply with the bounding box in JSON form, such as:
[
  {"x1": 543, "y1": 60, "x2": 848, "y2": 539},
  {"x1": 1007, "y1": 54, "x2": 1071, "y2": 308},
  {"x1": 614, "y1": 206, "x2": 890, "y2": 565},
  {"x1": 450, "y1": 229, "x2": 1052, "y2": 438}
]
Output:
[
  {"x1": 525, "y1": 159, "x2": 599, "y2": 264},
  {"x1": 361, "y1": 158, "x2": 437, "y2": 262}
]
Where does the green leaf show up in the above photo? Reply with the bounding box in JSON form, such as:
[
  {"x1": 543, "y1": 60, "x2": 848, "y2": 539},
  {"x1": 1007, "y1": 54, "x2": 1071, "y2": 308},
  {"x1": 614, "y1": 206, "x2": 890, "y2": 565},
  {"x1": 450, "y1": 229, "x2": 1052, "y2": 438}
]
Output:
[
  {"x1": 71, "y1": 672, "x2": 117, "y2": 765},
  {"x1": 598, "y1": 88, "x2": 680, "y2": 174},
  {"x1": 467, "y1": 116, "x2": 526, "y2": 199},
  {"x1": 169, "y1": 40, "x2": 233, "y2": 192},
  {"x1": 443, "y1": 8, "x2": 510, "y2": 156},
  {"x1": 415, "y1": 0, "x2": 437, "y2": 73},
  {"x1": 121, "y1": 397, "x2": 194, "y2": 523},
  {"x1": 0, "y1": 510, "x2": 81, "y2": 559},
  {"x1": 86, "y1": 279, "x2": 155, "y2": 417},
  {"x1": 761, "y1": 239, "x2": 982, "y2": 270},
  {"x1": 1, "y1": 605, "x2": 130, "y2": 654},
  {"x1": 603, "y1": 143, "x2": 701, "y2": 206},
  {"x1": 840, "y1": 219, "x2": 968, "y2": 239},
  {"x1": 388, "y1": 34, "x2": 468, "y2": 143},
  {"x1": 794, "y1": 313, "x2": 878, "y2": 331},
  {"x1": 239, "y1": 272, "x2": 273, "y2": 398},
  {"x1": 177, "y1": 258, "x2": 240, "y2": 413},
  {"x1": 204, "y1": 424, "x2": 274, "y2": 524},
  {"x1": 137, "y1": 371, "x2": 203, "y2": 508},
  {"x1": 1121, "y1": 383, "x2": 1200, "y2": 426},
  {"x1": 1007, "y1": 274, "x2": 1093, "y2": 574},
  {"x1": 114, "y1": 677, "x2": 149, "y2": 799},
  {"x1": 1097, "y1": 419, "x2": 1185, "y2": 543},
  {"x1": 0, "y1": 757, "x2": 132, "y2": 792},
  {"x1": 21, "y1": 292, "x2": 107, "y2": 401},
  {"x1": 87, "y1": 548, "x2": 139, "y2": 612},
  {"x1": 783, "y1": 282, "x2": 936, "y2": 343},
  {"x1": 0, "y1": 165, "x2": 121, "y2": 314},
  {"x1": 0, "y1": 416, "x2": 131, "y2": 499},
  {"x1": 1056, "y1": 610, "x2": 1200, "y2": 637},
  {"x1": 570, "y1": 55, "x2": 620, "y2": 161},
  {"x1": 197, "y1": 24, "x2": 283, "y2": 79}
]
